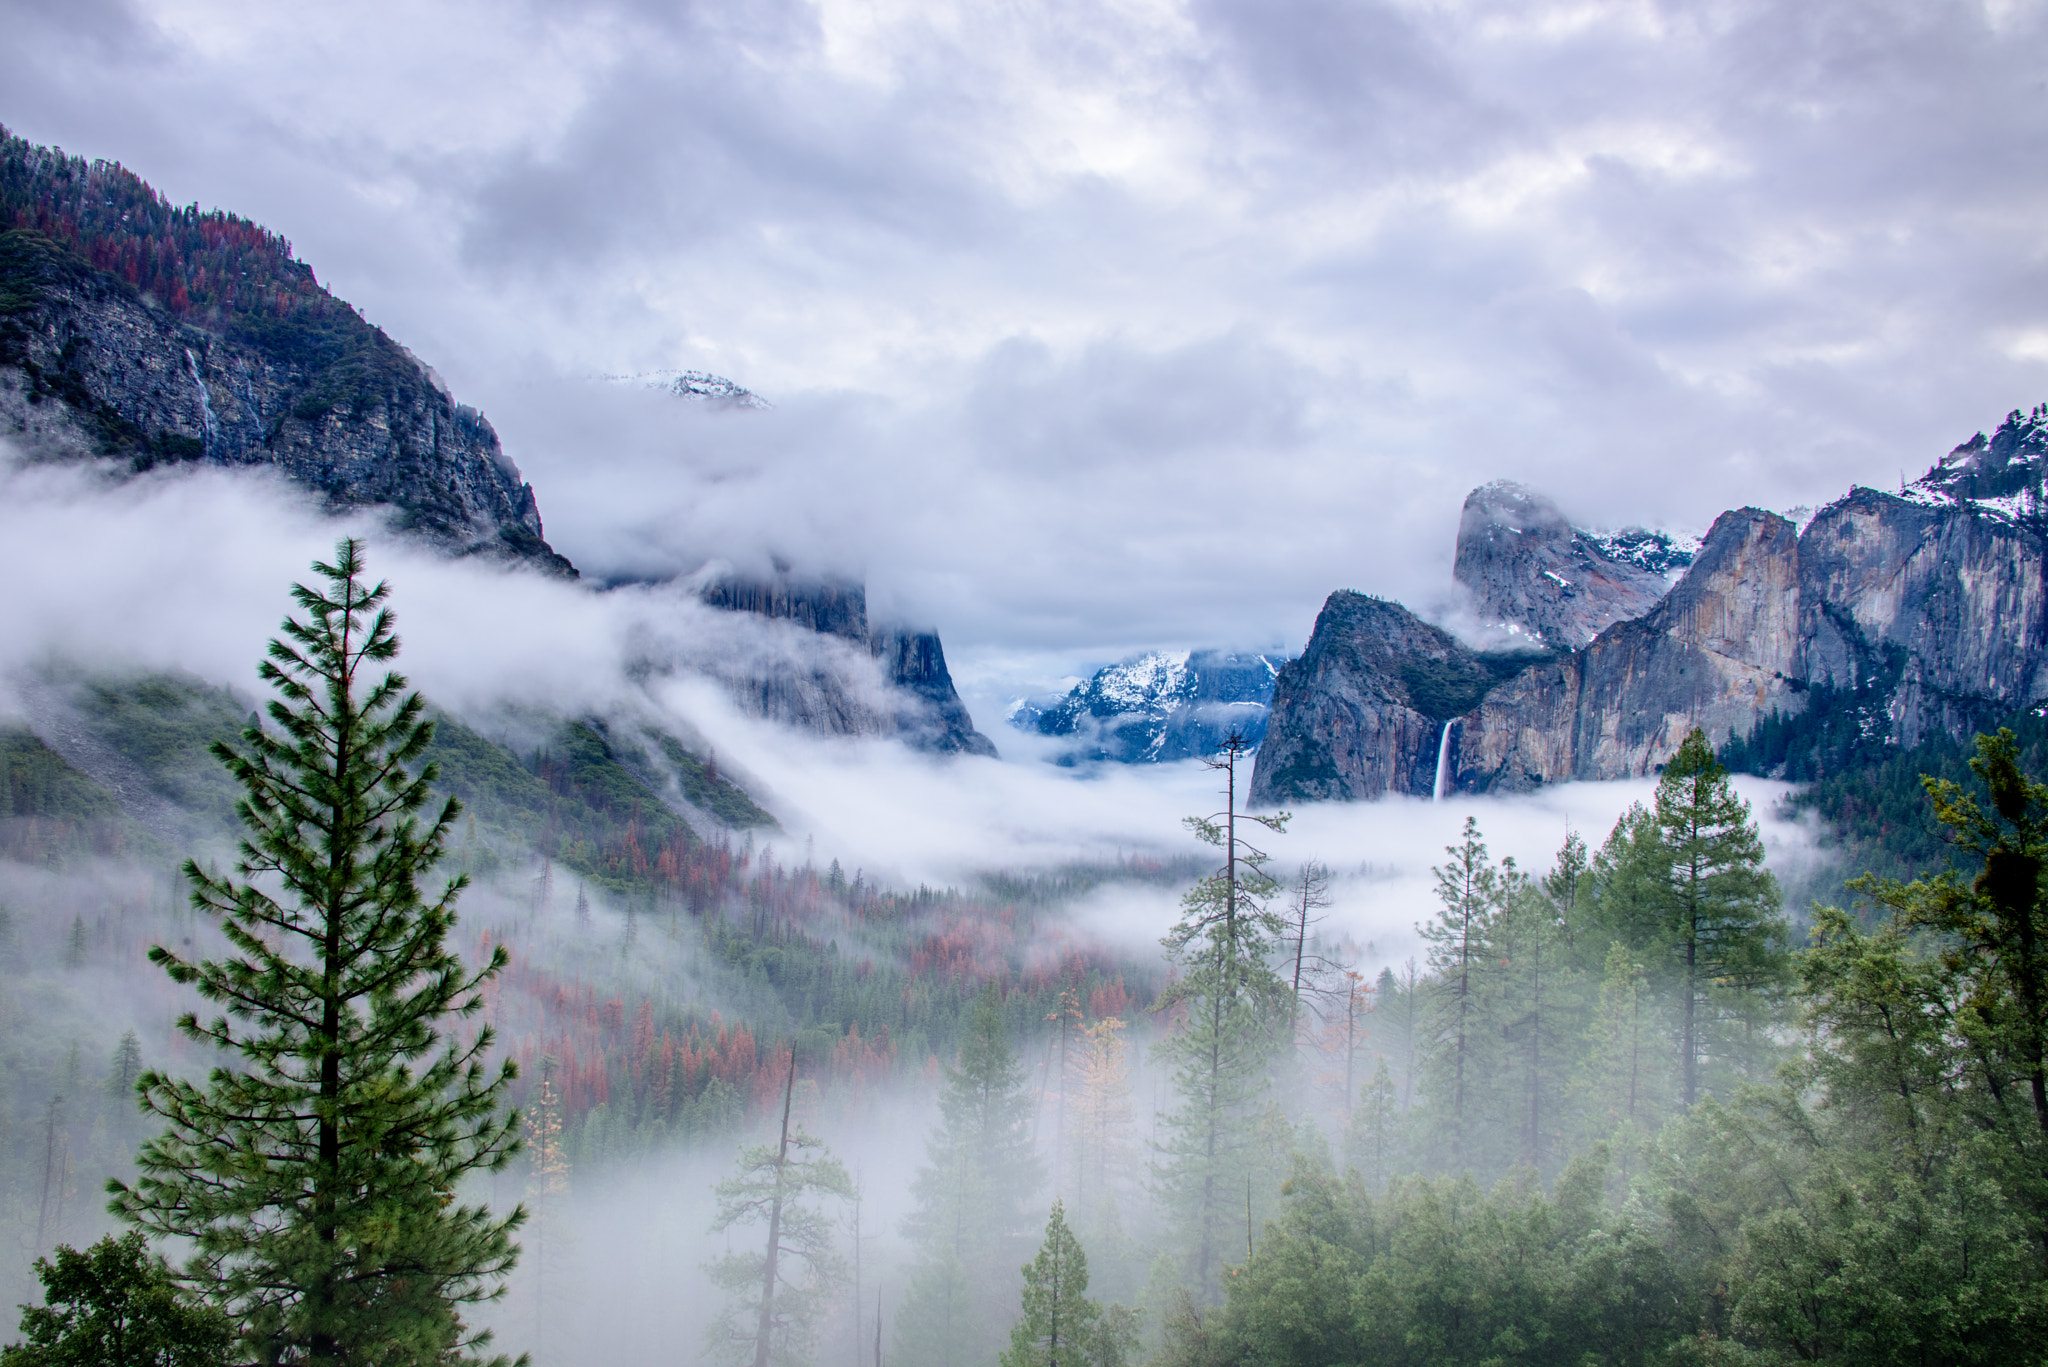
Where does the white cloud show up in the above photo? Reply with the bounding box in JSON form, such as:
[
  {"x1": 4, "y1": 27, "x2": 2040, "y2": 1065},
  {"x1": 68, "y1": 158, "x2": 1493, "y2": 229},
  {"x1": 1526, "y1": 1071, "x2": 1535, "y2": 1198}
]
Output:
[{"x1": 5, "y1": 0, "x2": 2047, "y2": 698}]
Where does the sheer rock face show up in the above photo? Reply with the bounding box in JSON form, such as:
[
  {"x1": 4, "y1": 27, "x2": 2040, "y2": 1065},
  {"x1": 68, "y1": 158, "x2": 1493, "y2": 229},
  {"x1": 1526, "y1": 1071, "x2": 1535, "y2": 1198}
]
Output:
[
  {"x1": 701, "y1": 573, "x2": 998, "y2": 758},
  {"x1": 1258, "y1": 461, "x2": 2048, "y2": 801},
  {"x1": 1453, "y1": 481, "x2": 1672, "y2": 647},
  {"x1": 1454, "y1": 508, "x2": 1803, "y2": 789},
  {"x1": 1796, "y1": 485, "x2": 2048, "y2": 748},
  {"x1": 0, "y1": 234, "x2": 572, "y2": 572},
  {"x1": 1248, "y1": 593, "x2": 1532, "y2": 804}
]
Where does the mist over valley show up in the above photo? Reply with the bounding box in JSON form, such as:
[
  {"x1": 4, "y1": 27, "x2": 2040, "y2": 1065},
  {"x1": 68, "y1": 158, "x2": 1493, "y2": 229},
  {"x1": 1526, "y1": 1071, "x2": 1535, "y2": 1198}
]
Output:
[{"x1": 6, "y1": 6, "x2": 2048, "y2": 1361}]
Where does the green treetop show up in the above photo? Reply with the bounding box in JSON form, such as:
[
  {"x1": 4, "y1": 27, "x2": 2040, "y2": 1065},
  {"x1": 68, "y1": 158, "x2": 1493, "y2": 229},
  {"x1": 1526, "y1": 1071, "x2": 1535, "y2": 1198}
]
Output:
[
  {"x1": 1000, "y1": 1202, "x2": 1126, "y2": 1367},
  {"x1": 110, "y1": 539, "x2": 522, "y2": 1367},
  {"x1": 1652, "y1": 728, "x2": 1787, "y2": 1105},
  {"x1": 1152, "y1": 733, "x2": 1290, "y2": 1297}
]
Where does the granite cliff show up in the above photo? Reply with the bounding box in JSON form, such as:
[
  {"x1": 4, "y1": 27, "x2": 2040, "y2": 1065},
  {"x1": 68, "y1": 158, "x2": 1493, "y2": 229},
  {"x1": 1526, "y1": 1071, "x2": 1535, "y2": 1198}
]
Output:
[
  {"x1": 1454, "y1": 481, "x2": 1682, "y2": 646},
  {"x1": 0, "y1": 135, "x2": 571, "y2": 571},
  {"x1": 1247, "y1": 595, "x2": 1540, "y2": 803},
  {"x1": 700, "y1": 572, "x2": 998, "y2": 757},
  {"x1": 1254, "y1": 405, "x2": 2048, "y2": 803}
]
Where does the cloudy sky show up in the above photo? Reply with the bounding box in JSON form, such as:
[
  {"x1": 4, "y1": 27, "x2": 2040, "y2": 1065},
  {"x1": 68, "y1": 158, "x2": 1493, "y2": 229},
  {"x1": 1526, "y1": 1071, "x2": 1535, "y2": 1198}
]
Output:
[{"x1": 8, "y1": 0, "x2": 2047, "y2": 694}]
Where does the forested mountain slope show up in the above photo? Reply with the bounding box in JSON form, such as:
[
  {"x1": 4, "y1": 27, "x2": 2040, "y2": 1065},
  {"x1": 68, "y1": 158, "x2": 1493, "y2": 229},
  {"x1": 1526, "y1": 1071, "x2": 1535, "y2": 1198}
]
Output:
[{"x1": 0, "y1": 128, "x2": 574, "y2": 572}]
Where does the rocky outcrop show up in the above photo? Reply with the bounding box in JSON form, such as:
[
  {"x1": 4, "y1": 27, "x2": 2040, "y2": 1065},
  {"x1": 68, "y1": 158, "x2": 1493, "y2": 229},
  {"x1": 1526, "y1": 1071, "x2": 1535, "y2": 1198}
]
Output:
[
  {"x1": 701, "y1": 571, "x2": 999, "y2": 757},
  {"x1": 1013, "y1": 649, "x2": 1285, "y2": 764},
  {"x1": 1453, "y1": 508, "x2": 1803, "y2": 789},
  {"x1": 1258, "y1": 409, "x2": 2048, "y2": 802},
  {"x1": 1248, "y1": 594, "x2": 1540, "y2": 803},
  {"x1": 1454, "y1": 481, "x2": 1675, "y2": 647},
  {"x1": 0, "y1": 229, "x2": 573, "y2": 573}
]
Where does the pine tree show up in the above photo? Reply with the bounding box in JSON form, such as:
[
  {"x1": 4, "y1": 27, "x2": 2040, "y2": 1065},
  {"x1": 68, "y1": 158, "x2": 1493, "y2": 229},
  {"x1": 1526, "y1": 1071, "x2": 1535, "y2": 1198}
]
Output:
[
  {"x1": 1067, "y1": 1018, "x2": 1134, "y2": 1226},
  {"x1": 999, "y1": 1203, "x2": 1103, "y2": 1367},
  {"x1": 522, "y1": 1061, "x2": 571, "y2": 1360},
  {"x1": 1151, "y1": 733, "x2": 1289, "y2": 1298},
  {"x1": 895, "y1": 986, "x2": 1043, "y2": 1367},
  {"x1": 1652, "y1": 730, "x2": 1788, "y2": 1104},
  {"x1": 1568, "y1": 943, "x2": 1665, "y2": 1183},
  {"x1": 706, "y1": 1053, "x2": 853, "y2": 1367},
  {"x1": 1343, "y1": 1057, "x2": 1401, "y2": 1191},
  {"x1": 1415, "y1": 816, "x2": 1507, "y2": 1171},
  {"x1": 110, "y1": 539, "x2": 522, "y2": 1367},
  {"x1": 104, "y1": 1032, "x2": 142, "y2": 1103}
]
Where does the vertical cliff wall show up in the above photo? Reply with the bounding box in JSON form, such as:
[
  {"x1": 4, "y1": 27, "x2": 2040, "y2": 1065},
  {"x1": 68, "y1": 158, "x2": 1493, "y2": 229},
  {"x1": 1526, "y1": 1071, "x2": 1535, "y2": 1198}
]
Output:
[
  {"x1": 1454, "y1": 482, "x2": 1675, "y2": 646},
  {"x1": 1258, "y1": 427, "x2": 2048, "y2": 805},
  {"x1": 0, "y1": 228, "x2": 573, "y2": 573},
  {"x1": 701, "y1": 572, "x2": 998, "y2": 757},
  {"x1": 1248, "y1": 594, "x2": 1538, "y2": 804},
  {"x1": 1454, "y1": 508, "x2": 1803, "y2": 789}
]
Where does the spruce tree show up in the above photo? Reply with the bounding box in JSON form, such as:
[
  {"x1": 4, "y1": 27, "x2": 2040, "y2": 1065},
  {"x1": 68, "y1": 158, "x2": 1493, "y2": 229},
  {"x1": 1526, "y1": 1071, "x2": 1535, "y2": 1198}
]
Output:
[
  {"x1": 1415, "y1": 816, "x2": 1508, "y2": 1172},
  {"x1": 999, "y1": 1203, "x2": 1104, "y2": 1367},
  {"x1": 110, "y1": 540, "x2": 522, "y2": 1366},
  {"x1": 1652, "y1": 729, "x2": 1787, "y2": 1104},
  {"x1": 895, "y1": 986, "x2": 1042, "y2": 1367},
  {"x1": 1151, "y1": 733, "x2": 1289, "y2": 1297}
]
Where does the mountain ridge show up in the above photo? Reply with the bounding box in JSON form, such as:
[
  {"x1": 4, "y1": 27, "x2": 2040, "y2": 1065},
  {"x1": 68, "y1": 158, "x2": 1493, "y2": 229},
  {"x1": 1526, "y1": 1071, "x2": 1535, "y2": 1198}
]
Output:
[{"x1": 1255, "y1": 405, "x2": 2048, "y2": 804}]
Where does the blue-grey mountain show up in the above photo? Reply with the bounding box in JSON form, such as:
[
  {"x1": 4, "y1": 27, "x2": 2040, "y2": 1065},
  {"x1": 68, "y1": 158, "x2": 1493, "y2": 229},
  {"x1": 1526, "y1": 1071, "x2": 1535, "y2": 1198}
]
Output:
[{"x1": 1012, "y1": 650, "x2": 1283, "y2": 764}]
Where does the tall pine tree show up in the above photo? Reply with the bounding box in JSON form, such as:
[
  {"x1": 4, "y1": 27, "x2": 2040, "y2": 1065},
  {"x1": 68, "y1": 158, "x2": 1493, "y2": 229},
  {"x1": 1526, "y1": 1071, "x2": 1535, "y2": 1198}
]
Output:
[
  {"x1": 1151, "y1": 734, "x2": 1289, "y2": 1297},
  {"x1": 1651, "y1": 729, "x2": 1787, "y2": 1104},
  {"x1": 111, "y1": 540, "x2": 522, "y2": 1367},
  {"x1": 895, "y1": 986, "x2": 1043, "y2": 1367},
  {"x1": 999, "y1": 1203, "x2": 1104, "y2": 1367}
]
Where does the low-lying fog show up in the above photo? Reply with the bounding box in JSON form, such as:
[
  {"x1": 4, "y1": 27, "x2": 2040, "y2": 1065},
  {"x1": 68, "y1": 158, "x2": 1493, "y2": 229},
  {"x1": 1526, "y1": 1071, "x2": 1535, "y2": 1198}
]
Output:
[{"x1": 0, "y1": 451, "x2": 1829, "y2": 1364}]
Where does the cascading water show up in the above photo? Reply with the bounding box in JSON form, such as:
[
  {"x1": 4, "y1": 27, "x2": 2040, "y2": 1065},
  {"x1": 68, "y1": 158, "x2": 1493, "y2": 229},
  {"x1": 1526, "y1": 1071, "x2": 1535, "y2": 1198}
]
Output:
[{"x1": 1432, "y1": 719, "x2": 1457, "y2": 802}]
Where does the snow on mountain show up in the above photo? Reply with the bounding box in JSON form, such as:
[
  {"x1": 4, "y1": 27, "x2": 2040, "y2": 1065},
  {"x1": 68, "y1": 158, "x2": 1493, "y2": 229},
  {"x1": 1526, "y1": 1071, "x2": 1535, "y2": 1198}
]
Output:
[{"x1": 1010, "y1": 649, "x2": 1287, "y2": 764}]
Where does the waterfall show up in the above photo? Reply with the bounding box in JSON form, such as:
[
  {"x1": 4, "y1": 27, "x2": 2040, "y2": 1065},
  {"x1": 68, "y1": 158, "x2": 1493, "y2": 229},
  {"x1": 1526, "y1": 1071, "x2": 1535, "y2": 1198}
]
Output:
[{"x1": 1432, "y1": 719, "x2": 1457, "y2": 802}]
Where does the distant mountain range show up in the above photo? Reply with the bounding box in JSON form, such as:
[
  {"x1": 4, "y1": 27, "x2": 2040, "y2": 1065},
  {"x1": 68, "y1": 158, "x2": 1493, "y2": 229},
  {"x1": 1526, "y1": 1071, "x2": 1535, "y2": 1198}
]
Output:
[{"x1": 1011, "y1": 650, "x2": 1285, "y2": 764}]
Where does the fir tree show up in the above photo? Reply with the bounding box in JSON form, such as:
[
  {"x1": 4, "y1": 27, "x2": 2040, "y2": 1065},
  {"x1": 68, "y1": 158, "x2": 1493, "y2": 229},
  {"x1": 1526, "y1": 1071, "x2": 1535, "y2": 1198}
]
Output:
[
  {"x1": 999, "y1": 1202, "x2": 1103, "y2": 1367},
  {"x1": 110, "y1": 539, "x2": 522, "y2": 1367},
  {"x1": 1652, "y1": 729, "x2": 1787, "y2": 1104},
  {"x1": 1151, "y1": 733, "x2": 1289, "y2": 1297},
  {"x1": 522, "y1": 1061, "x2": 571, "y2": 1360},
  {"x1": 1415, "y1": 816, "x2": 1507, "y2": 1170},
  {"x1": 895, "y1": 986, "x2": 1042, "y2": 1367},
  {"x1": 1343, "y1": 1057, "x2": 1400, "y2": 1191},
  {"x1": 104, "y1": 1032, "x2": 142, "y2": 1103},
  {"x1": 1067, "y1": 1018, "x2": 1134, "y2": 1226}
]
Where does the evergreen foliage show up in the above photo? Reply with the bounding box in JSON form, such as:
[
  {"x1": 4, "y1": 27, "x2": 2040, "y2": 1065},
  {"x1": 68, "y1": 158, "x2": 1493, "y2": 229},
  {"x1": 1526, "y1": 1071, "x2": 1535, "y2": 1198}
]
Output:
[
  {"x1": 1647, "y1": 730, "x2": 1788, "y2": 1104},
  {"x1": 1000, "y1": 1202, "x2": 1129, "y2": 1367},
  {"x1": 0, "y1": 728, "x2": 143, "y2": 863},
  {"x1": 895, "y1": 986, "x2": 1044, "y2": 1367},
  {"x1": 1151, "y1": 736, "x2": 1290, "y2": 1298},
  {"x1": 705, "y1": 1055, "x2": 853, "y2": 1367},
  {"x1": 109, "y1": 540, "x2": 523, "y2": 1366}
]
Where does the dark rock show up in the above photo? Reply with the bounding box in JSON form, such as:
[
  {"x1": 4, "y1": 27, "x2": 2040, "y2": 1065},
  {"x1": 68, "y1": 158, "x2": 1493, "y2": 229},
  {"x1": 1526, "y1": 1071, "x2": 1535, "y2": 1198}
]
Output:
[
  {"x1": 700, "y1": 571, "x2": 998, "y2": 757},
  {"x1": 0, "y1": 227, "x2": 574, "y2": 575},
  {"x1": 1248, "y1": 594, "x2": 1542, "y2": 804},
  {"x1": 1454, "y1": 481, "x2": 1673, "y2": 647}
]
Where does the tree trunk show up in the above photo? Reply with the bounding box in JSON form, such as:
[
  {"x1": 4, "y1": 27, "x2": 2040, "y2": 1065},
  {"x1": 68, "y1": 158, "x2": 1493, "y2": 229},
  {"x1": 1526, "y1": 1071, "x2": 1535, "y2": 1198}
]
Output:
[{"x1": 755, "y1": 1051, "x2": 799, "y2": 1367}]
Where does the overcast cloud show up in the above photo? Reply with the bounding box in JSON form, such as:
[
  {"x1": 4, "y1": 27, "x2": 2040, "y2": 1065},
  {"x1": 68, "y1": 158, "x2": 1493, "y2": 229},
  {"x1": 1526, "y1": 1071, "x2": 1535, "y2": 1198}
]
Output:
[{"x1": 6, "y1": 0, "x2": 2048, "y2": 690}]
